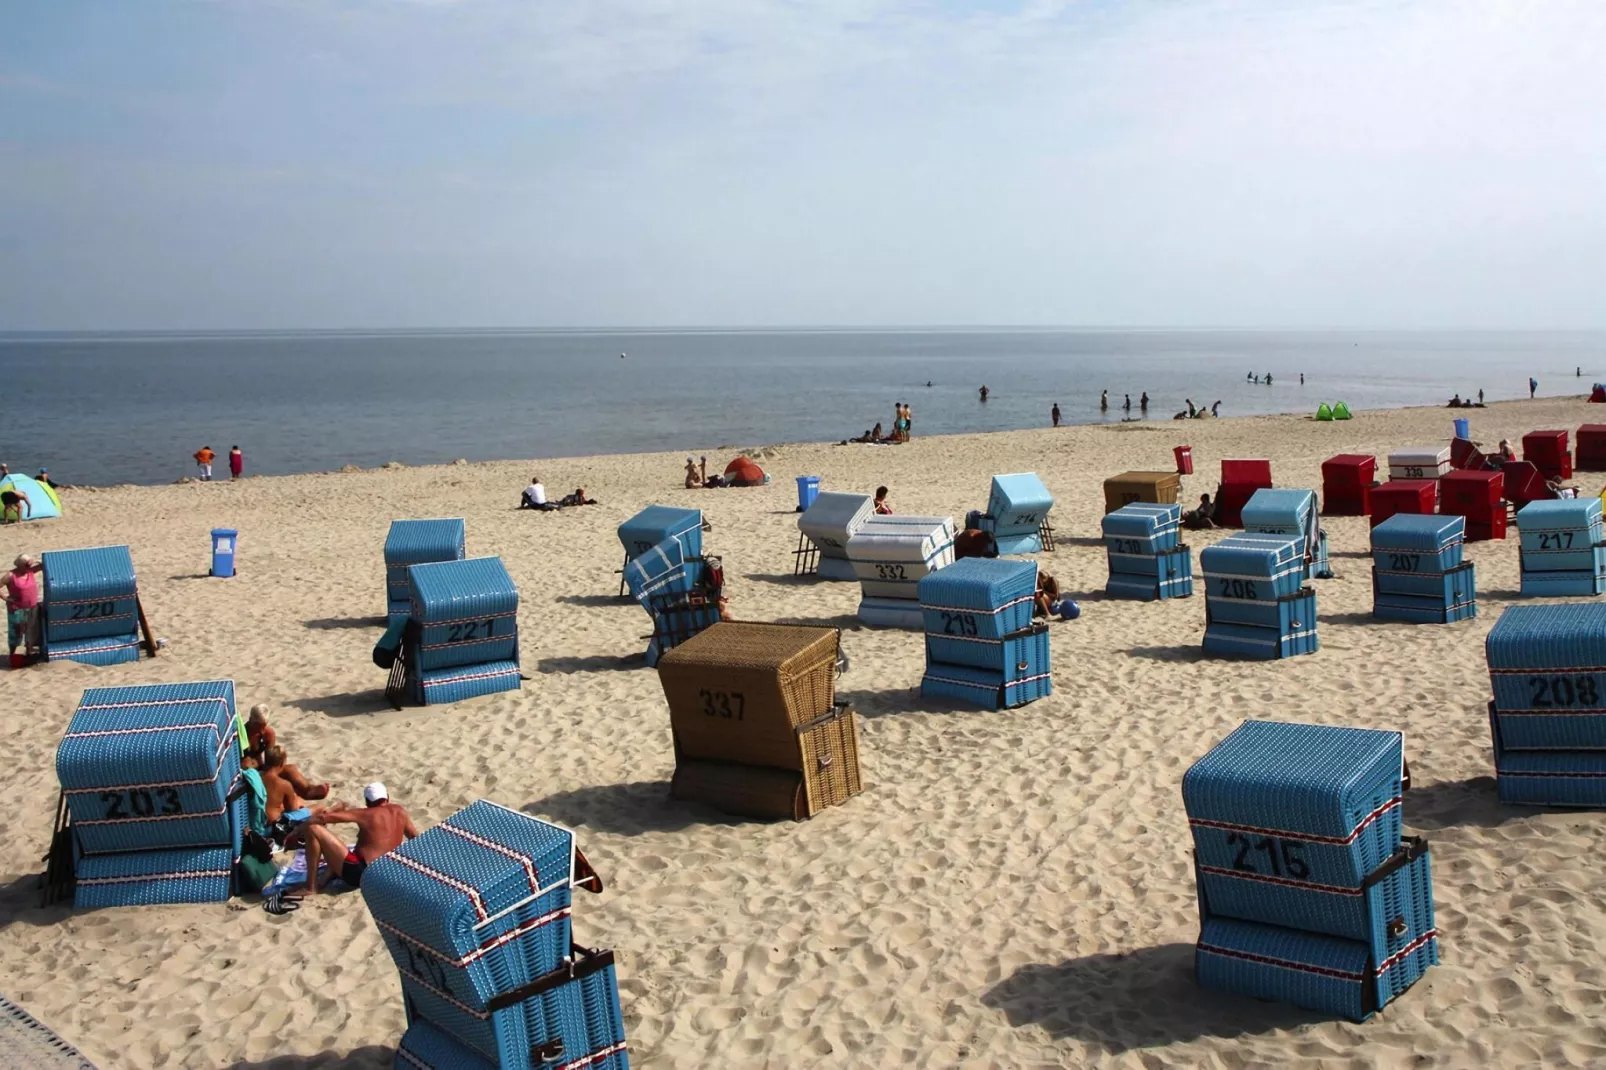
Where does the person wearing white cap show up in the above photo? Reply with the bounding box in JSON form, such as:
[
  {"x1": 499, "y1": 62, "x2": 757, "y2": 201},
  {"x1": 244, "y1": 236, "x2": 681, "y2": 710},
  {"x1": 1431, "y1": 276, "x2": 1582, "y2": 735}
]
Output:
[{"x1": 301, "y1": 781, "x2": 418, "y2": 895}]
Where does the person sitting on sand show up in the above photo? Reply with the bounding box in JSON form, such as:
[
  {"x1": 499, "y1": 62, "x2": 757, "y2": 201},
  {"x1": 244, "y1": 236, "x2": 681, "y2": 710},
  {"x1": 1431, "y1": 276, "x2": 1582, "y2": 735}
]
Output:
[
  {"x1": 685, "y1": 457, "x2": 702, "y2": 488},
  {"x1": 302, "y1": 783, "x2": 418, "y2": 894},
  {"x1": 260, "y1": 745, "x2": 338, "y2": 843},
  {"x1": 953, "y1": 529, "x2": 1000, "y2": 559},
  {"x1": 246, "y1": 706, "x2": 330, "y2": 798},
  {"x1": 1033, "y1": 572, "x2": 1062, "y2": 618},
  {"x1": 874, "y1": 486, "x2": 893, "y2": 515},
  {"x1": 1184, "y1": 493, "x2": 1217, "y2": 528},
  {"x1": 1183, "y1": 493, "x2": 1216, "y2": 530},
  {"x1": 521, "y1": 475, "x2": 559, "y2": 511}
]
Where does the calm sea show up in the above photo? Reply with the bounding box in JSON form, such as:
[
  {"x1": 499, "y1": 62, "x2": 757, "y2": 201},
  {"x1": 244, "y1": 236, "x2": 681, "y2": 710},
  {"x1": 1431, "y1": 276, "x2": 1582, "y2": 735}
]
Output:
[{"x1": 0, "y1": 329, "x2": 1600, "y2": 486}]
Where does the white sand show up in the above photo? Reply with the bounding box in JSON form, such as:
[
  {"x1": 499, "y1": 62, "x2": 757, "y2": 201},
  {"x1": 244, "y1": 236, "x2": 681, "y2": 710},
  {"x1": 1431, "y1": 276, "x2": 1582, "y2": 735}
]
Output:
[{"x1": 3, "y1": 398, "x2": 1605, "y2": 1068}]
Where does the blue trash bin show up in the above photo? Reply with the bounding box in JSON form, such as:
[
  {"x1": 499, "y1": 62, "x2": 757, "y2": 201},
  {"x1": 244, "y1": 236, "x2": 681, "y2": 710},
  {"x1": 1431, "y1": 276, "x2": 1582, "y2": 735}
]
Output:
[
  {"x1": 796, "y1": 475, "x2": 821, "y2": 513},
  {"x1": 1453, "y1": 417, "x2": 1470, "y2": 440},
  {"x1": 210, "y1": 528, "x2": 238, "y2": 578}
]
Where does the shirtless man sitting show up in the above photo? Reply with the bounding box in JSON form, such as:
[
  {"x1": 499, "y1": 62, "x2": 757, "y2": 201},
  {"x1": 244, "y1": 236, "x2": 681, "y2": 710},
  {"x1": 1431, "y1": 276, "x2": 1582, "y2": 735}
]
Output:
[
  {"x1": 302, "y1": 782, "x2": 418, "y2": 894},
  {"x1": 260, "y1": 745, "x2": 345, "y2": 845}
]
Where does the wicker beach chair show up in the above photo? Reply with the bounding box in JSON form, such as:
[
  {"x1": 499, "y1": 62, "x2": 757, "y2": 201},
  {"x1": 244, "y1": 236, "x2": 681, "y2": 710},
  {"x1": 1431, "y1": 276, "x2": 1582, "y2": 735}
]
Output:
[
  {"x1": 1515, "y1": 498, "x2": 1606, "y2": 596},
  {"x1": 1199, "y1": 534, "x2": 1318, "y2": 659},
  {"x1": 617, "y1": 505, "x2": 702, "y2": 596},
  {"x1": 54, "y1": 681, "x2": 245, "y2": 908},
  {"x1": 40, "y1": 546, "x2": 157, "y2": 666},
  {"x1": 794, "y1": 492, "x2": 873, "y2": 579},
  {"x1": 966, "y1": 473, "x2": 1055, "y2": 555},
  {"x1": 1184, "y1": 720, "x2": 1437, "y2": 1020},
  {"x1": 378, "y1": 558, "x2": 522, "y2": 707},
  {"x1": 1370, "y1": 515, "x2": 1477, "y2": 623},
  {"x1": 385, "y1": 519, "x2": 466, "y2": 628},
  {"x1": 362, "y1": 800, "x2": 628, "y2": 1068},
  {"x1": 1102, "y1": 503, "x2": 1193, "y2": 601},
  {"x1": 657, "y1": 622, "x2": 862, "y2": 820},
  {"x1": 917, "y1": 559, "x2": 1053, "y2": 709}
]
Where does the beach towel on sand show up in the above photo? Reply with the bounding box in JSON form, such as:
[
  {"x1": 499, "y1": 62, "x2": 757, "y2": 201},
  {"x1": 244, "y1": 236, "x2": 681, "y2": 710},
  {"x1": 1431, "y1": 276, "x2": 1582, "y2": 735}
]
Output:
[{"x1": 261, "y1": 844, "x2": 356, "y2": 896}]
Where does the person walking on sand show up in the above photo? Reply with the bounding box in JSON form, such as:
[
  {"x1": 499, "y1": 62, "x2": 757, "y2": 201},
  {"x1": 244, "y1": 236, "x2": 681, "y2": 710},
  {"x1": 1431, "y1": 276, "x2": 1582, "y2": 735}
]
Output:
[
  {"x1": 194, "y1": 445, "x2": 215, "y2": 481},
  {"x1": 1051, "y1": 403, "x2": 1060, "y2": 427},
  {"x1": 1530, "y1": 377, "x2": 1538, "y2": 399},
  {"x1": 228, "y1": 446, "x2": 244, "y2": 480}
]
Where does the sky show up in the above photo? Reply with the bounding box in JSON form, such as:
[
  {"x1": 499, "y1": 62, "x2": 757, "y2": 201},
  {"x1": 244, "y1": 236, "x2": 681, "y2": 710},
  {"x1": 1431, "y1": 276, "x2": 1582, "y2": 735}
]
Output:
[{"x1": 2, "y1": 0, "x2": 1604, "y2": 331}]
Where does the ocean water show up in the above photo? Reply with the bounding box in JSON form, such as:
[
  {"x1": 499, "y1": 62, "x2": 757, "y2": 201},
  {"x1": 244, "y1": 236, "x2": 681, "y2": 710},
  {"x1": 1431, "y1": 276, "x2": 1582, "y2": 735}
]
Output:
[{"x1": 0, "y1": 328, "x2": 1600, "y2": 486}]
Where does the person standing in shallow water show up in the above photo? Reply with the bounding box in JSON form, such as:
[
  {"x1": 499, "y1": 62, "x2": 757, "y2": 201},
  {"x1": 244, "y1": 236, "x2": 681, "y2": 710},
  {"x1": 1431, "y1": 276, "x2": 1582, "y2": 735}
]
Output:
[
  {"x1": 229, "y1": 446, "x2": 244, "y2": 480},
  {"x1": 1140, "y1": 392, "x2": 1149, "y2": 412},
  {"x1": 1100, "y1": 390, "x2": 1108, "y2": 411},
  {"x1": 1123, "y1": 393, "x2": 1131, "y2": 412},
  {"x1": 1051, "y1": 403, "x2": 1060, "y2": 427}
]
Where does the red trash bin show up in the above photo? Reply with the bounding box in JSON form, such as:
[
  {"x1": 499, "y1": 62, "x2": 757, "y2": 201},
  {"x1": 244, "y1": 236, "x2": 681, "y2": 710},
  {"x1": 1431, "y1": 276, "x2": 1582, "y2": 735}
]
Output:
[{"x1": 1174, "y1": 445, "x2": 1194, "y2": 475}]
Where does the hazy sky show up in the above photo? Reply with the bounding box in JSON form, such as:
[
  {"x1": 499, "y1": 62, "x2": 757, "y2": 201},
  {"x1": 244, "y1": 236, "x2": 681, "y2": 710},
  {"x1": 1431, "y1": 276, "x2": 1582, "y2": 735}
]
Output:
[{"x1": 3, "y1": 0, "x2": 1604, "y2": 330}]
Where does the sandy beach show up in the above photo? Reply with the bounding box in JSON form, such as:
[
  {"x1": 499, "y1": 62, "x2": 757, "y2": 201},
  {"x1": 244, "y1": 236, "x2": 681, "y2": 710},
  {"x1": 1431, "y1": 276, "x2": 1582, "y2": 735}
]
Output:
[{"x1": 4, "y1": 396, "x2": 1606, "y2": 1069}]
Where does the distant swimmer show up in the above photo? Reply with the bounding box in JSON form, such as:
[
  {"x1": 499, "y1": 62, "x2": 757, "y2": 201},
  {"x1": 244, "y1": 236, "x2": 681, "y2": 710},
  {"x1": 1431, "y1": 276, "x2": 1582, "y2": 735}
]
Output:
[
  {"x1": 1265, "y1": 373, "x2": 1273, "y2": 386},
  {"x1": 1140, "y1": 392, "x2": 1149, "y2": 411},
  {"x1": 926, "y1": 381, "x2": 932, "y2": 387},
  {"x1": 979, "y1": 385, "x2": 989, "y2": 401},
  {"x1": 1100, "y1": 390, "x2": 1108, "y2": 411},
  {"x1": 1123, "y1": 393, "x2": 1131, "y2": 412},
  {"x1": 1300, "y1": 373, "x2": 1305, "y2": 385},
  {"x1": 620, "y1": 352, "x2": 626, "y2": 358}
]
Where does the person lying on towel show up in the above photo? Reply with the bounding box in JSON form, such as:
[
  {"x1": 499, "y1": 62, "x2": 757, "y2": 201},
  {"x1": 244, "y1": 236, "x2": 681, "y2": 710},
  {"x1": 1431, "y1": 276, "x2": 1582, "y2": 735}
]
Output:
[
  {"x1": 302, "y1": 782, "x2": 418, "y2": 894},
  {"x1": 558, "y1": 487, "x2": 597, "y2": 507},
  {"x1": 521, "y1": 476, "x2": 560, "y2": 511}
]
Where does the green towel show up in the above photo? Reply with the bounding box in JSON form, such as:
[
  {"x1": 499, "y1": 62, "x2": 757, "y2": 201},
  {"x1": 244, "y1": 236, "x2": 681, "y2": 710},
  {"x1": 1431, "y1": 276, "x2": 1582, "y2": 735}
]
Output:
[{"x1": 240, "y1": 767, "x2": 268, "y2": 836}]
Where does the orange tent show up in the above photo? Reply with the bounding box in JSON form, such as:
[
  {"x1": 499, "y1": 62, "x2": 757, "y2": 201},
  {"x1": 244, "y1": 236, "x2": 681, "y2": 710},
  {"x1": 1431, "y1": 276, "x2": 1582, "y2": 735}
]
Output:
[{"x1": 724, "y1": 456, "x2": 766, "y2": 487}]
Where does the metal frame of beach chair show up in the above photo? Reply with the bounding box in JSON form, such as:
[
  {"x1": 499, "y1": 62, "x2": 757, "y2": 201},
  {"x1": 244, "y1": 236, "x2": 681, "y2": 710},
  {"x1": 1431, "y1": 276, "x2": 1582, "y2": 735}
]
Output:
[
  {"x1": 384, "y1": 620, "x2": 417, "y2": 710},
  {"x1": 39, "y1": 792, "x2": 75, "y2": 908},
  {"x1": 792, "y1": 531, "x2": 821, "y2": 576},
  {"x1": 1038, "y1": 517, "x2": 1056, "y2": 553}
]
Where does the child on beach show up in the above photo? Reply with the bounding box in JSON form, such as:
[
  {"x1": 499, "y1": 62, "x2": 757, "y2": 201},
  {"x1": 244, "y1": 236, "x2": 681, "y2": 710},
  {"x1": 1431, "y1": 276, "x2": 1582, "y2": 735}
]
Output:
[
  {"x1": 194, "y1": 446, "x2": 215, "y2": 481},
  {"x1": 874, "y1": 486, "x2": 893, "y2": 515}
]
